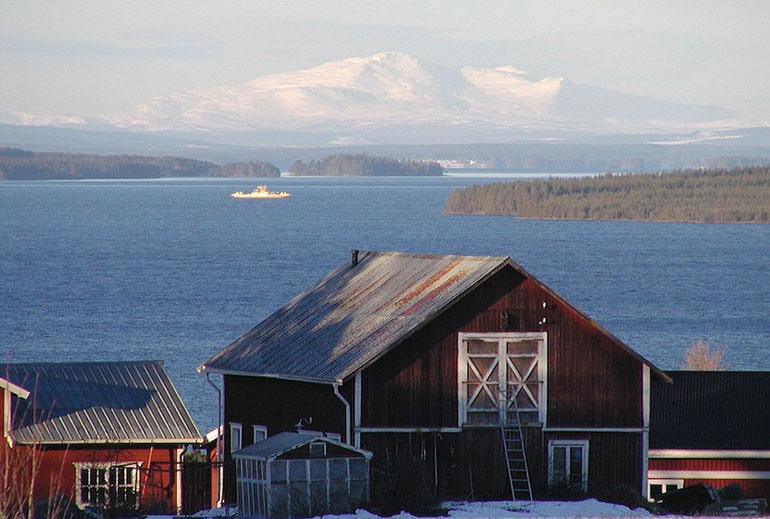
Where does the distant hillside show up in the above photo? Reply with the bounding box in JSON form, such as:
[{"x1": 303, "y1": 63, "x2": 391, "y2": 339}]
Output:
[
  {"x1": 0, "y1": 147, "x2": 279, "y2": 180},
  {"x1": 287, "y1": 153, "x2": 443, "y2": 176},
  {"x1": 444, "y1": 167, "x2": 770, "y2": 223}
]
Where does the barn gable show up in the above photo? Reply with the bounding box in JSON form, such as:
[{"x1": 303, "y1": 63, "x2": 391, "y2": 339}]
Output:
[{"x1": 199, "y1": 250, "x2": 665, "y2": 383}]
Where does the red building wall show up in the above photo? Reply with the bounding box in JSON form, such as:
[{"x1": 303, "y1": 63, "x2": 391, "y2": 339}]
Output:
[
  {"x1": 15, "y1": 444, "x2": 182, "y2": 514},
  {"x1": 650, "y1": 457, "x2": 770, "y2": 501}
]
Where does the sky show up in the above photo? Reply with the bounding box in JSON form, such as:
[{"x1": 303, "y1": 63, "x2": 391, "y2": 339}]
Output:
[{"x1": 2, "y1": 0, "x2": 769, "y2": 121}]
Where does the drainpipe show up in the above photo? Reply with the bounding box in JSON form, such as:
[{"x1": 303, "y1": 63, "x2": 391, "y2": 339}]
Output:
[
  {"x1": 205, "y1": 372, "x2": 224, "y2": 507},
  {"x1": 333, "y1": 382, "x2": 351, "y2": 445}
]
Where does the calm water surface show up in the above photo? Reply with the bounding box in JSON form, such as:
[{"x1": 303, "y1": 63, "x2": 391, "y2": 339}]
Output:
[{"x1": 2, "y1": 176, "x2": 768, "y2": 431}]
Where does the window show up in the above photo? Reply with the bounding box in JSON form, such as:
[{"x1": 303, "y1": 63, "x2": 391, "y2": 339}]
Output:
[
  {"x1": 74, "y1": 462, "x2": 140, "y2": 509},
  {"x1": 230, "y1": 422, "x2": 243, "y2": 453},
  {"x1": 548, "y1": 440, "x2": 588, "y2": 491},
  {"x1": 253, "y1": 425, "x2": 267, "y2": 444},
  {"x1": 310, "y1": 441, "x2": 327, "y2": 457},
  {"x1": 458, "y1": 333, "x2": 546, "y2": 426},
  {"x1": 648, "y1": 479, "x2": 683, "y2": 501}
]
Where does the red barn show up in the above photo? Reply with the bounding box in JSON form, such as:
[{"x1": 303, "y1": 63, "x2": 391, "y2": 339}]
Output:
[
  {"x1": 199, "y1": 250, "x2": 669, "y2": 504},
  {"x1": 1, "y1": 361, "x2": 204, "y2": 516},
  {"x1": 649, "y1": 371, "x2": 770, "y2": 501}
]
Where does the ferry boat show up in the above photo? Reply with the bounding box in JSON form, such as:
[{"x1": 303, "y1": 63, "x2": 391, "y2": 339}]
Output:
[{"x1": 231, "y1": 185, "x2": 291, "y2": 199}]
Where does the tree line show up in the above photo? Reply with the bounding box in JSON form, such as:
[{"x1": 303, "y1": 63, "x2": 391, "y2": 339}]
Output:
[
  {"x1": 0, "y1": 147, "x2": 279, "y2": 180},
  {"x1": 287, "y1": 154, "x2": 444, "y2": 176},
  {"x1": 443, "y1": 166, "x2": 770, "y2": 223}
]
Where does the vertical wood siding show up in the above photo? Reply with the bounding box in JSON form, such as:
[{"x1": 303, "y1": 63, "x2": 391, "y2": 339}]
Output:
[
  {"x1": 649, "y1": 457, "x2": 770, "y2": 500},
  {"x1": 223, "y1": 375, "x2": 347, "y2": 502},
  {"x1": 356, "y1": 265, "x2": 646, "y2": 497},
  {"x1": 360, "y1": 266, "x2": 643, "y2": 429},
  {"x1": 28, "y1": 445, "x2": 180, "y2": 513}
]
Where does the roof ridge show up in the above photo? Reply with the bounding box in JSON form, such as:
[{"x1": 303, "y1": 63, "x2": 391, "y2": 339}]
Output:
[{"x1": 5, "y1": 360, "x2": 163, "y2": 368}]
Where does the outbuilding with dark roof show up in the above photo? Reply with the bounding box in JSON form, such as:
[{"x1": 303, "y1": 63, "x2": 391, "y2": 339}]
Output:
[{"x1": 649, "y1": 371, "x2": 770, "y2": 501}]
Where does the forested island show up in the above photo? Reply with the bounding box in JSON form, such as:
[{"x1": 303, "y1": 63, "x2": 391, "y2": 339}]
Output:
[
  {"x1": 444, "y1": 166, "x2": 770, "y2": 223},
  {"x1": 287, "y1": 153, "x2": 443, "y2": 176},
  {"x1": 0, "y1": 147, "x2": 279, "y2": 180}
]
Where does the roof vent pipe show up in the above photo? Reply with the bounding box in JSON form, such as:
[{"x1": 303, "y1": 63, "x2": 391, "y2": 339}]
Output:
[{"x1": 351, "y1": 249, "x2": 359, "y2": 268}]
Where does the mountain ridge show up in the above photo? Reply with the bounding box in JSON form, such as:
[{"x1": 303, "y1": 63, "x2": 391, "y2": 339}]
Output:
[{"x1": 0, "y1": 51, "x2": 750, "y2": 146}]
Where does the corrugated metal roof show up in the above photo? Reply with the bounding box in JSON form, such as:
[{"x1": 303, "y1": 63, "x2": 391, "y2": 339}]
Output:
[
  {"x1": 200, "y1": 251, "x2": 509, "y2": 382},
  {"x1": 232, "y1": 432, "x2": 371, "y2": 460},
  {"x1": 6, "y1": 360, "x2": 203, "y2": 445},
  {"x1": 650, "y1": 371, "x2": 770, "y2": 450},
  {"x1": 200, "y1": 250, "x2": 667, "y2": 383}
]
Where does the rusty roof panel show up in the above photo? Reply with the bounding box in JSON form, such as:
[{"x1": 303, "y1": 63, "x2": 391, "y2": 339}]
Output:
[
  {"x1": 7, "y1": 361, "x2": 202, "y2": 444},
  {"x1": 201, "y1": 251, "x2": 508, "y2": 381}
]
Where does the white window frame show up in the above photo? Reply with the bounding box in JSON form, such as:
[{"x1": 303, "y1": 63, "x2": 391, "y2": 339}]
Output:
[
  {"x1": 648, "y1": 479, "x2": 684, "y2": 501},
  {"x1": 230, "y1": 422, "x2": 243, "y2": 453},
  {"x1": 253, "y1": 425, "x2": 267, "y2": 444},
  {"x1": 309, "y1": 441, "x2": 327, "y2": 456},
  {"x1": 548, "y1": 440, "x2": 589, "y2": 491},
  {"x1": 457, "y1": 332, "x2": 547, "y2": 427},
  {"x1": 73, "y1": 462, "x2": 141, "y2": 509}
]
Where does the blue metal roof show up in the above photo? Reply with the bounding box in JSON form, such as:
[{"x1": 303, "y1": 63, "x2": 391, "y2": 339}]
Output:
[{"x1": 5, "y1": 360, "x2": 203, "y2": 444}]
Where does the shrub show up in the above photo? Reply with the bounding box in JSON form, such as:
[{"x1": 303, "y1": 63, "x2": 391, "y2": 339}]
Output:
[{"x1": 681, "y1": 339, "x2": 728, "y2": 370}]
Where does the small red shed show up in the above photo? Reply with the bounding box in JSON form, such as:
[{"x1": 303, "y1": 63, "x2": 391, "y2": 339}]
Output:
[{"x1": 1, "y1": 360, "x2": 204, "y2": 516}]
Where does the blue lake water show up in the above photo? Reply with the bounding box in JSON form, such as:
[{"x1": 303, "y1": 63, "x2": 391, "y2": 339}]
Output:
[{"x1": 1, "y1": 175, "x2": 768, "y2": 432}]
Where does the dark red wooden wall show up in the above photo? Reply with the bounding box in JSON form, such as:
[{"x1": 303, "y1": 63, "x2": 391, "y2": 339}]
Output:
[
  {"x1": 360, "y1": 265, "x2": 643, "y2": 429},
  {"x1": 650, "y1": 458, "x2": 770, "y2": 501}
]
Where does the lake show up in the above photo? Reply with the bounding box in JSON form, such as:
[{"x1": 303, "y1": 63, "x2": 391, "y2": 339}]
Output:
[{"x1": 1, "y1": 175, "x2": 768, "y2": 431}]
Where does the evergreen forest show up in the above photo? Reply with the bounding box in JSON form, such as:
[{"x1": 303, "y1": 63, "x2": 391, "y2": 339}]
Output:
[
  {"x1": 443, "y1": 167, "x2": 770, "y2": 223},
  {"x1": 0, "y1": 148, "x2": 279, "y2": 180},
  {"x1": 287, "y1": 154, "x2": 443, "y2": 176}
]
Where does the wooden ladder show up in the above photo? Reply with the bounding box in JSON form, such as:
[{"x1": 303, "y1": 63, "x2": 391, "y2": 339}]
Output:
[{"x1": 500, "y1": 393, "x2": 533, "y2": 501}]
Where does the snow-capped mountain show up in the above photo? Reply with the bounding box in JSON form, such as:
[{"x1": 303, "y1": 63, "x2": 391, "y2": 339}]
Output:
[
  {"x1": 0, "y1": 108, "x2": 87, "y2": 127},
  {"x1": 105, "y1": 52, "x2": 739, "y2": 142},
  {"x1": 2, "y1": 52, "x2": 745, "y2": 146}
]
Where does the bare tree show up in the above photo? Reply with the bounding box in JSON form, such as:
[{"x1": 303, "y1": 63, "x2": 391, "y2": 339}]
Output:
[{"x1": 681, "y1": 339, "x2": 728, "y2": 370}]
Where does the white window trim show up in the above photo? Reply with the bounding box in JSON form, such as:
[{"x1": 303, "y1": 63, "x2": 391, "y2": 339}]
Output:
[
  {"x1": 230, "y1": 422, "x2": 243, "y2": 453},
  {"x1": 648, "y1": 479, "x2": 684, "y2": 501},
  {"x1": 649, "y1": 469, "x2": 770, "y2": 479},
  {"x1": 547, "y1": 439, "x2": 589, "y2": 491},
  {"x1": 309, "y1": 441, "x2": 327, "y2": 456},
  {"x1": 73, "y1": 461, "x2": 142, "y2": 509},
  {"x1": 253, "y1": 425, "x2": 267, "y2": 444},
  {"x1": 457, "y1": 332, "x2": 547, "y2": 427}
]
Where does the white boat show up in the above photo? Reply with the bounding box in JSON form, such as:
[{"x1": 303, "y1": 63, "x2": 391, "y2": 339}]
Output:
[{"x1": 231, "y1": 185, "x2": 291, "y2": 199}]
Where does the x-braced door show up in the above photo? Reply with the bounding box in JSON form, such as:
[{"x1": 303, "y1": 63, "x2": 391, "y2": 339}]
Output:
[{"x1": 459, "y1": 333, "x2": 546, "y2": 426}]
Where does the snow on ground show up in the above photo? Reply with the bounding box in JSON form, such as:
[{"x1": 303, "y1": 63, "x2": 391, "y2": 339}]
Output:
[
  {"x1": 182, "y1": 500, "x2": 698, "y2": 519},
  {"x1": 320, "y1": 500, "x2": 682, "y2": 519}
]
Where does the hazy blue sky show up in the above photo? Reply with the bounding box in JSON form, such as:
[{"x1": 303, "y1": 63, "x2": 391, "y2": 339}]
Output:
[{"x1": 2, "y1": 0, "x2": 769, "y2": 120}]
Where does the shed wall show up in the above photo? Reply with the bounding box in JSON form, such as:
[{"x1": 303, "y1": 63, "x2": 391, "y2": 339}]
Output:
[
  {"x1": 21, "y1": 444, "x2": 181, "y2": 513},
  {"x1": 650, "y1": 457, "x2": 770, "y2": 501}
]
